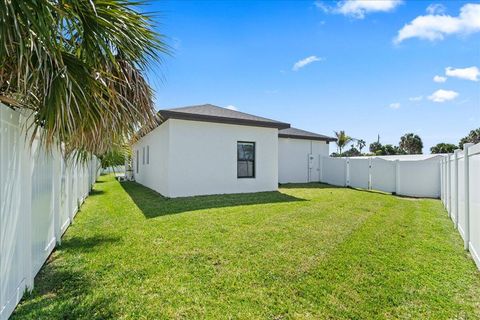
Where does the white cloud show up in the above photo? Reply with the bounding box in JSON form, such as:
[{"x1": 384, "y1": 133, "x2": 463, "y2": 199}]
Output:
[
  {"x1": 426, "y1": 3, "x2": 446, "y2": 15},
  {"x1": 225, "y1": 105, "x2": 238, "y2": 111},
  {"x1": 394, "y1": 3, "x2": 480, "y2": 44},
  {"x1": 428, "y1": 89, "x2": 459, "y2": 102},
  {"x1": 445, "y1": 66, "x2": 479, "y2": 81},
  {"x1": 389, "y1": 102, "x2": 401, "y2": 109},
  {"x1": 292, "y1": 55, "x2": 323, "y2": 71},
  {"x1": 409, "y1": 96, "x2": 423, "y2": 101},
  {"x1": 433, "y1": 75, "x2": 447, "y2": 83},
  {"x1": 315, "y1": 0, "x2": 402, "y2": 19}
]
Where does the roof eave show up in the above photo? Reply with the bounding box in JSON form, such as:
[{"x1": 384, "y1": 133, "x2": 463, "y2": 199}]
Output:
[
  {"x1": 159, "y1": 110, "x2": 290, "y2": 129},
  {"x1": 278, "y1": 133, "x2": 337, "y2": 142}
]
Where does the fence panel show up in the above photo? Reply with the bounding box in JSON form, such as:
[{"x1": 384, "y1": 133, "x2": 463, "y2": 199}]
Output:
[
  {"x1": 349, "y1": 158, "x2": 369, "y2": 189},
  {"x1": 30, "y1": 141, "x2": 56, "y2": 276},
  {"x1": 0, "y1": 103, "x2": 98, "y2": 320},
  {"x1": 397, "y1": 159, "x2": 441, "y2": 198},
  {"x1": 468, "y1": 144, "x2": 480, "y2": 268},
  {"x1": 438, "y1": 143, "x2": 480, "y2": 270},
  {"x1": 0, "y1": 107, "x2": 29, "y2": 320},
  {"x1": 321, "y1": 157, "x2": 346, "y2": 186},
  {"x1": 371, "y1": 158, "x2": 396, "y2": 193}
]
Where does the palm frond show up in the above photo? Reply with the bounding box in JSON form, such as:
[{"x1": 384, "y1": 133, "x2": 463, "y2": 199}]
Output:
[{"x1": 0, "y1": 0, "x2": 169, "y2": 158}]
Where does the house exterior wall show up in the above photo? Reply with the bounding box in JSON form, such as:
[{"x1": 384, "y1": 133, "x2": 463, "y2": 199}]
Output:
[
  {"x1": 278, "y1": 138, "x2": 329, "y2": 183},
  {"x1": 133, "y1": 121, "x2": 170, "y2": 196},
  {"x1": 167, "y1": 119, "x2": 278, "y2": 197},
  {"x1": 133, "y1": 119, "x2": 279, "y2": 198}
]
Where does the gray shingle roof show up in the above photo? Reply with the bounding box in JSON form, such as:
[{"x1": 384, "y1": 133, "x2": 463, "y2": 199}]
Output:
[
  {"x1": 159, "y1": 104, "x2": 290, "y2": 129},
  {"x1": 279, "y1": 127, "x2": 336, "y2": 142}
]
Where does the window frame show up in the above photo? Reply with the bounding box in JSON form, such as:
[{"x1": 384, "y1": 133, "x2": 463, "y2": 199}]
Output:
[{"x1": 237, "y1": 141, "x2": 256, "y2": 179}]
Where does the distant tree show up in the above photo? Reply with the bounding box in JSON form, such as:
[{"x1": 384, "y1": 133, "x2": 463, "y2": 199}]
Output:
[
  {"x1": 399, "y1": 133, "x2": 423, "y2": 154},
  {"x1": 374, "y1": 144, "x2": 402, "y2": 156},
  {"x1": 99, "y1": 145, "x2": 130, "y2": 175},
  {"x1": 383, "y1": 144, "x2": 397, "y2": 155},
  {"x1": 459, "y1": 128, "x2": 480, "y2": 149},
  {"x1": 430, "y1": 143, "x2": 458, "y2": 154},
  {"x1": 342, "y1": 146, "x2": 361, "y2": 157},
  {"x1": 334, "y1": 130, "x2": 353, "y2": 154},
  {"x1": 356, "y1": 139, "x2": 366, "y2": 153},
  {"x1": 369, "y1": 141, "x2": 382, "y2": 153},
  {"x1": 369, "y1": 134, "x2": 382, "y2": 153}
]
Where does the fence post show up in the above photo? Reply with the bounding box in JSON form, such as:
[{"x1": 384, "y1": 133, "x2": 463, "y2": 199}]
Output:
[
  {"x1": 319, "y1": 156, "x2": 323, "y2": 182},
  {"x1": 454, "y1": 149, "x2": 460, "y2": 228},
  {"x1": 463, "y1": 143, "x2": 474, "y2": 250},
  {"x1": 395, "y1": 159, "x2": 400, "y2": 195},
  {"x1": 443, "y1": 157, "x2": 447, "y2": 208},
  {"x1": 345, "y1": 158, "x2": 350, "y2": 187},
  {"x1": 440, "y1": 158, "x2": 444, "y2": 205},
  {"x1": 447, "y1": 154, "x2": 452, "y2": 218},
  {"x1": 52, "y1": 147, "x2": 62, "y2": 246},
  {"x1": 19, "y1": 114, "x2": 35, "y2": 290},
  {"x1": 368, "y1": 157, "x2": 372, "y2": 190}
]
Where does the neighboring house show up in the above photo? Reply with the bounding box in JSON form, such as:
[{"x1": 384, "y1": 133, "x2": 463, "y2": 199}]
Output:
[{"x1": 133, "y1": 104, "x2": 335, "y2": 197}]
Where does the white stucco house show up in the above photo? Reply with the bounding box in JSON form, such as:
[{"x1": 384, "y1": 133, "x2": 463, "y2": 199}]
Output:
[{"x1": 133, "y1": 104, "x2": 335, "y2": 197}]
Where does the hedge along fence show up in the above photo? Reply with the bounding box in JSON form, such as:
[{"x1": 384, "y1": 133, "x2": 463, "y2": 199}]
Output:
[
  {"x1": 319, "y1": 155, "x2": 443, "y2": 198},
  {"x1": 0, "y1": 104, "x2": 100, "y2": 320},
  {"x1": 441, "y1": 143, "x2": 480, "y2": 270}
]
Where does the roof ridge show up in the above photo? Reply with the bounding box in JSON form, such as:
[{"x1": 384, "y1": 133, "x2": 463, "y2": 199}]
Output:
[{"x1": 158, "y1": 103, "x2": 290, "y2": 130}]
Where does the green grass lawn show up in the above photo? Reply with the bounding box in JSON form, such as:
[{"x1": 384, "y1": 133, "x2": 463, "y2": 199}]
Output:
[{"x1": 12, "y1": 175, "x2": 480, "y2": 319}]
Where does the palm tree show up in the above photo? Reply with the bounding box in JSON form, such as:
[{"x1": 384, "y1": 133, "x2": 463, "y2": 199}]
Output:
[
  {"x1": 356, "y1": 139, "x2": 366, "y2": 153},
  {"x1": 0, "y1": 0, "x2": 169, "y2": 157},
  {"x1": 334, "y1": 130, "x2": 353, "y2": 154}
]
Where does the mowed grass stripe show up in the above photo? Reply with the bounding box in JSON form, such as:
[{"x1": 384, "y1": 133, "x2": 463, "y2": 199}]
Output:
[{"x1": 12, "y1": 175, "x2": 480, "y2": 319}]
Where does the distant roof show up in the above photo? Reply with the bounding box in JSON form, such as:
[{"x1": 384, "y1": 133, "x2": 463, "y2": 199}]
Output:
[
  {"x1": 158, "y1": 104, "x2": 290, "y2": 129},
  {"x1": 279, "y1": 127, "x2": 336, "y2": 142}
]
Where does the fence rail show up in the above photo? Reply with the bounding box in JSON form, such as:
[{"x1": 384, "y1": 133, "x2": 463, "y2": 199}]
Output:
[
  {"x1": 440, "y1": 143, "x2": 480, "y2": 270},
  {"x1": 320, "y1": 155, "x2": 442, "y2": 198},
  {"x1": 0, "y1": 104, "x2": 100, "y2": 320}
]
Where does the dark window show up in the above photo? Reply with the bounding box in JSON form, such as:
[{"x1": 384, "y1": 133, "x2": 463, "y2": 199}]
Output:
[
  {"x1": 147, "y1": 145, "x2": 150, "y2": 164},
  {"x1": 237, "y1": 142, "x2": 255, "y2": 178},
  {"x1": 142, "y1": 147, "x2": 145, "y2": 165}
]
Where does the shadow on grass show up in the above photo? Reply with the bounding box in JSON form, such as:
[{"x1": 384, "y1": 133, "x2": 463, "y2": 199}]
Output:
[
  {"x1": 279, "y1": 182, "x2": 343, "y2": 189},
  {"x1": 89, "y1": 189, "x2": 106, "y2": 196},
  {"x1": 11, "y1": 236, "x2": 120, "y2": 319},
  {"x1": 58, "y1": 235, "x2": 121, "y2": 253},
  {"x1": 120, "y1": 181, "x2": 306, "y2": 219},
  {"x1": 282, "y1": 182, "x2": 436, "y2": 200},
  {"x1": 349, "y1": 187, "x2": 436, "y2": 200}
]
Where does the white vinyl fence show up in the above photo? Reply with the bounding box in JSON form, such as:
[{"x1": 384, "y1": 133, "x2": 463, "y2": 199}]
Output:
[
  {"x1": 0, "y1": 104, "x2": 100, "y2": 320},
  {"x1": 440, "y1": 143, "x2": 480, "y2": 270},
  {"x1": 320, "y1": 155, "x2": 443, "y2": 198}
]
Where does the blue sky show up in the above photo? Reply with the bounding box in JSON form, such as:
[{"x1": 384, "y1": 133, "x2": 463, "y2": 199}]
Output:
[{"x1": 146, "y1": 0, "x2": 480, "y2": 154}]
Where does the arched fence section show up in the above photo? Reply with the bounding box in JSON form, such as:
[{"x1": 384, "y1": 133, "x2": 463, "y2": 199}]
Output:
[
  {"x1": 319, "y1": 147, "x2": 480, "y2": 271},
  {"x1": 0, "y1": 104, "x2": 100, "y2": 320},
  {"x1": 320, "y1": 155, "x2": 442, "y2": 198}
]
